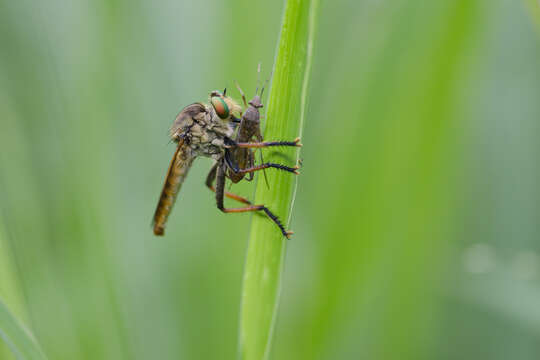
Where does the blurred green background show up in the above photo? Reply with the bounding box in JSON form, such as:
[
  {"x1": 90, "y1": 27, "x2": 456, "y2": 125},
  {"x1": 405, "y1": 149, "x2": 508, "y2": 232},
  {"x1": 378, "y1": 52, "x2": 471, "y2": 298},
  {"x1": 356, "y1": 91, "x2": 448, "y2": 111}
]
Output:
[{"x1": 1, "y1": 0, "x2": 540, "y2": 359}]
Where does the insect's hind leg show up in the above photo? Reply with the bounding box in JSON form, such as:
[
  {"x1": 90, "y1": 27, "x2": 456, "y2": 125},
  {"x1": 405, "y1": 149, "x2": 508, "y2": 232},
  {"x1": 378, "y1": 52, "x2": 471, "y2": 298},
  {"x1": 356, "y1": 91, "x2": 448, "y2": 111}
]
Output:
[
  {"x1": 214, "y1": 160, "x2": 293, "y2": 239},
  {"x1": 206, "y1": 162, "x2": 251, "y2": 205}
]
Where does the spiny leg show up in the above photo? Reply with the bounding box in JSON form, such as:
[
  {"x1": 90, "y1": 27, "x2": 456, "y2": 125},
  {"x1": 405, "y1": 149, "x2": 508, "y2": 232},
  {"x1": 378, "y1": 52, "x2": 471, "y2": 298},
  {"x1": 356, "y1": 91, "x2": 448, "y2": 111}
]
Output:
[
  {"x1": 224, "y1": 150, "x2": 299, "y2": 175},
  {"x1": 231, "y1": 135, "x2": 301, "y2": 177},
  {"x1": 233, "y1": 137, "x2": 302, "y2": 148},
  {"x1": 206, "y1": 162, "x2": 251, "y2": 205},
  {"x1": 215, "y1": 160, "x2": 292, "y2": 239},
  {"x1": 236, "y1": 162, "x2": 300, "y2": 175}
]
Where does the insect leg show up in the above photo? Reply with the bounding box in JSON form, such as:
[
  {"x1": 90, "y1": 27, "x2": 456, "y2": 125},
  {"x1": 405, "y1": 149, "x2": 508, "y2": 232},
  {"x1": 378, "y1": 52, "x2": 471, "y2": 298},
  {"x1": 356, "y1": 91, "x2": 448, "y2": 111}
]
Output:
[
  {"x1": 232, "y1": 137, "x2": 302, "y2": 148},
  {"x1": 247, "y1": 150, "x2": 254, "y2": 181},
  {"x1": 235, "y1": 163, "x2": 300, "y2": 175},
  {"x1": 206, "y1": 162, "x2": 251, "y2": 205},
  {"x1": 215, "y1": 160, "x2": 293, "y2": 239},
  {"x1": 224, "y1": 149, "x2": 298, "y2": 175}
]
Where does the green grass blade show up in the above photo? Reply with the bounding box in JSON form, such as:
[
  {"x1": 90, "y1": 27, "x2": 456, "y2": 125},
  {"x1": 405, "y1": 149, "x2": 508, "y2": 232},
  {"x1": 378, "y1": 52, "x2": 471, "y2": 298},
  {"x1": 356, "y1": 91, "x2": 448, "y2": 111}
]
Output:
[
  {"x1": 238, "y1": 0, "x2": 318, "y2": 359},
  {"x1": 0, "y1": 298, "x2": 48, "y2": 360}
]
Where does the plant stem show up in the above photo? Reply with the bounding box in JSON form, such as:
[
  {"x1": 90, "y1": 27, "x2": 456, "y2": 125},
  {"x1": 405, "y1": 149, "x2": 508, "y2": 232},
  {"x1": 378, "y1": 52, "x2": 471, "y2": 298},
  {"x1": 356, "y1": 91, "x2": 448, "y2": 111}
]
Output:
[{"x1": 238, "y1": 0, "x2": 318, "y2": 359}]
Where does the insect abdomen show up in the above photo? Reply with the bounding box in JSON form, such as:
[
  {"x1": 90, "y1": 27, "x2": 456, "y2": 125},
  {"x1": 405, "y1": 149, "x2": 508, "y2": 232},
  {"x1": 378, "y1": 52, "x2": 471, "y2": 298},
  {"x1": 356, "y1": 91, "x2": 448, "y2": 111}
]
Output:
[{"x1": 153, "y1": 145, "x2": 194, "y2": 235}]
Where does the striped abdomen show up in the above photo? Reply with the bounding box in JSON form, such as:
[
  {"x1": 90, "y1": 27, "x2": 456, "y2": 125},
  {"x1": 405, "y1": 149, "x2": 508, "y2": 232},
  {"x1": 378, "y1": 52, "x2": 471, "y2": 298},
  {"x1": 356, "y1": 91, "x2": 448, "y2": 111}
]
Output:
[{"x1": 152, "y1": 143, "x2": 194, "y2": 235}]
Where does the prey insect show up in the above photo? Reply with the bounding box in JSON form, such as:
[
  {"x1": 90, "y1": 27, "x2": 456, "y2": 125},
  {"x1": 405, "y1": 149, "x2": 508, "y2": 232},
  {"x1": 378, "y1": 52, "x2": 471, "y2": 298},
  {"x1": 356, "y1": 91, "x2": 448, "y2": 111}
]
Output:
[
  {"x1": 205, "y1": 70, "x2": 301, "y2": 238},
  {"x1": 227, "y1": 65, "x2": 270, "y2": 185}
]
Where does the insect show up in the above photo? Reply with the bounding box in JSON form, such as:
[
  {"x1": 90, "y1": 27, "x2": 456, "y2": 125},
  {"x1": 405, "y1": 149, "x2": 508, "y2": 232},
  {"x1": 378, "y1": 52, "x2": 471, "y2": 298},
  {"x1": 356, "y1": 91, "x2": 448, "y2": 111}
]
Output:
[
  {"x1": 205, "y1": 73, "x2": 301, "y2": 238},
  {"x1": 227, "y1": 66, "x2": 269, "y2": 184},
  {"x1": 152, "y1": 90, "x2": 241, "y2": 236},
  {"x1": 153, "y1": 83, "x2": 301, "y2": 238}
]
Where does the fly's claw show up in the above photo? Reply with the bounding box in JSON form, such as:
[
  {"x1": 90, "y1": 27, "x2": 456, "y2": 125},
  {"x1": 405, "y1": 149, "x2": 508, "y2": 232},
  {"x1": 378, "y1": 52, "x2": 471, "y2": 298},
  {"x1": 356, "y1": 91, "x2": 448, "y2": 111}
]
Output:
[
  {"x1": 285, "y1": 230, "x2": 294, "y2": 239},
  {"x1": 293, "y1": 165, "x2": 301, "y2": 175},
  {"x1": 294, "y1": 137, "x2": 303, "y2": 147}
]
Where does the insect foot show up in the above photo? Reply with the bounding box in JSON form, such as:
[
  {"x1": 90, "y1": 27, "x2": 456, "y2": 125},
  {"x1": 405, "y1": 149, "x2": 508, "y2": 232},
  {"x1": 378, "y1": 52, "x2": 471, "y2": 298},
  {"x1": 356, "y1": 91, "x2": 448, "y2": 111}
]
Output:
[{"x1": 260, "y1": 206, "x2": 293, "y2": 239}]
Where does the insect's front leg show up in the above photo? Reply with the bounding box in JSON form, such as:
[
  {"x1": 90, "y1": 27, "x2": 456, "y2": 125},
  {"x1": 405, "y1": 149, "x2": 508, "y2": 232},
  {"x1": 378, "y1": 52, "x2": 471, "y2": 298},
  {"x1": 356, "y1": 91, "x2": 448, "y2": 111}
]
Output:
[
  {"x1": 224, "y1": 147, "x2": 299, "y2": 175},
  {"x1": 236, "y1": 162, "x2": 300, "y2": 175},
  {"x1": 233, "y1": 137, "x2": 302, "y2": 148}
]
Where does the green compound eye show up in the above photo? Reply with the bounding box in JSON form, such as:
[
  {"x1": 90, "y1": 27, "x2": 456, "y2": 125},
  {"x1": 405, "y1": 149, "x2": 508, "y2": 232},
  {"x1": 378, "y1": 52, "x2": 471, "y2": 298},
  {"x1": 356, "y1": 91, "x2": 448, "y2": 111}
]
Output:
[{"x1": 211, "y1": 96, "x2": 230, "y2": 119}]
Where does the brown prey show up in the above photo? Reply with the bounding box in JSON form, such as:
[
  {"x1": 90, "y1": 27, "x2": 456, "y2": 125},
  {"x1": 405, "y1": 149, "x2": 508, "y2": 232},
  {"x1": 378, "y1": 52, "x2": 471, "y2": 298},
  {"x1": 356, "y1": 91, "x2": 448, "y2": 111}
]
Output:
[{"x1": 205, "y1": 74, "x2": 302, "y2": 238}]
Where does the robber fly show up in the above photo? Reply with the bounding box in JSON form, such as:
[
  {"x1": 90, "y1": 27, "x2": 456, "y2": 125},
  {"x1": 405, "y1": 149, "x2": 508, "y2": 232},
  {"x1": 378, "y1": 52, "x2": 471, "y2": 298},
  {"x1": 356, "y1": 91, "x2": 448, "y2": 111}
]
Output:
[
  {"x1": 152, "y1": 90, "x2": 241, "y2": 235},
  {"x1": 205, "y1": 71, "x2": 301, "y2": 238},
  {"x1": 153, "y1": 84, "x2": 301, "y2": 238}
]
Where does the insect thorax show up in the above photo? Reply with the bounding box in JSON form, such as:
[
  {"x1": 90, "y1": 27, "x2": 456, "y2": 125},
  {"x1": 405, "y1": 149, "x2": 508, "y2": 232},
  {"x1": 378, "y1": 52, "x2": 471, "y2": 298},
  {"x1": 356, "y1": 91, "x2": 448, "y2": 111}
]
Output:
[
  {"x1": 170, "y1": 102, "x2": 235, "y2": 160},
  {"x1": 187, "y1": 109, "x2": 234, "y2": 160}
]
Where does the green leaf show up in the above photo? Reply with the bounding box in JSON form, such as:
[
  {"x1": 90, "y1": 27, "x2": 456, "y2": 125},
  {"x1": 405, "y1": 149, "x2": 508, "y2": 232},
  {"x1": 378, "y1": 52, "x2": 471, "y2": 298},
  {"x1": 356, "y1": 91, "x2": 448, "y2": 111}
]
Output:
[{"x1": 238, "y1": 0, "x2": 319, "y2": 359}]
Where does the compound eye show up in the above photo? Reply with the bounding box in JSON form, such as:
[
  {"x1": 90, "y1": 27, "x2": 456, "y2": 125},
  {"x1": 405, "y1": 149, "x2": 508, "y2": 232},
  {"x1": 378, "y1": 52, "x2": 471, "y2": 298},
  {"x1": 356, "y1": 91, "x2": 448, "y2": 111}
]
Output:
[{"x1": 211, "y1": 96, "x2": 230, "y2": 119}]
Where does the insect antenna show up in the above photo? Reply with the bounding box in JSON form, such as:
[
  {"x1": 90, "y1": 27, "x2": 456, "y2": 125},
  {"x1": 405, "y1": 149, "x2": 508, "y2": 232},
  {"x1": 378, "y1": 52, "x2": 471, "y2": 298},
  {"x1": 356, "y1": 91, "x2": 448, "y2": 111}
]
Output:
[
  {"x1": 255, "y1": 62, "x2": 262, "y2": 96},
  {"x1": 234, "y1": 80, "x2": 248, "y2": 108},
  {"x1": 260, "y1": 69, "x2": 273, "y2": 98}
]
